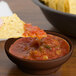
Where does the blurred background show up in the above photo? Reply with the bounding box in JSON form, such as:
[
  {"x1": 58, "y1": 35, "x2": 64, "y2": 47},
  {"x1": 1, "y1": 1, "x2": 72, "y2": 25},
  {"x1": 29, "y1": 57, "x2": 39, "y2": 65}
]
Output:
[{"x1": 5, "y1": 0, "x2": 57, "y2": 31}]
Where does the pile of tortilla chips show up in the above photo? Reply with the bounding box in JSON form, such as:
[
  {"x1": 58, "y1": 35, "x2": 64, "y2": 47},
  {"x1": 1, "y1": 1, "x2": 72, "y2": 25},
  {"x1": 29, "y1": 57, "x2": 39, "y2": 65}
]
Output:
[{"x1": 41, "y1": 0, "x2": 76, "y2": 14}]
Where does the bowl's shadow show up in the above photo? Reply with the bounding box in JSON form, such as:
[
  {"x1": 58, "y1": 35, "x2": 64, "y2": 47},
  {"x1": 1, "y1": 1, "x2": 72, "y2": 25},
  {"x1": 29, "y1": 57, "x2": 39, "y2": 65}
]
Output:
[
  {"x1": 7, "y1": 65, "x2": 32, "y2": 76},
  {"x1": 7, "y1": 65, "x2": 61, "y2": 76}
]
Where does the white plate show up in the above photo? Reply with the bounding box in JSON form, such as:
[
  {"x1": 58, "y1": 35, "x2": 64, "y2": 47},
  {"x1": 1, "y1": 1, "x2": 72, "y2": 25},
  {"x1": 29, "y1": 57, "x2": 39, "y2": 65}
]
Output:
[
  {"x1": 0, "y1": 39, "x2": 7, "y2": 41},
  {"x1": 0, "y1": 1, "x2": 13, "y2": 42}
]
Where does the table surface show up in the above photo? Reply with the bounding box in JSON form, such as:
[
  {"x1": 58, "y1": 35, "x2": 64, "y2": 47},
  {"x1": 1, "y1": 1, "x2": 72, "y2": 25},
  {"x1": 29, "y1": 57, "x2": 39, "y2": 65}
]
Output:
[{"x1": 0, "y1": 0, "x2": 76, "y2": 76}]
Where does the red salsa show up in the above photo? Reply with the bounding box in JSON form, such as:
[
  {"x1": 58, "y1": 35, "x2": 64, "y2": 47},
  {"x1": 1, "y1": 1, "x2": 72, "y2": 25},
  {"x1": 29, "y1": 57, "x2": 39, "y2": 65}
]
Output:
[
  {"x1": 9, "y1": 34, "x2": 70, "y2": 60},
  {"x1": 23, "y1": 24, "x2": 47, "y2": 39}
]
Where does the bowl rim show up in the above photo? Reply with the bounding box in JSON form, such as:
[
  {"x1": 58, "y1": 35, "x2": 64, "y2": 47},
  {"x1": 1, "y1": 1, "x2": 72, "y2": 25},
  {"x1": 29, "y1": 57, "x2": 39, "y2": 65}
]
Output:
[
  {"x1": 32, "y1": 0, "x2": 76, "y2": 17},
  {"x1": 5, "y1": 31, "x2": 73, "y2": 63}
]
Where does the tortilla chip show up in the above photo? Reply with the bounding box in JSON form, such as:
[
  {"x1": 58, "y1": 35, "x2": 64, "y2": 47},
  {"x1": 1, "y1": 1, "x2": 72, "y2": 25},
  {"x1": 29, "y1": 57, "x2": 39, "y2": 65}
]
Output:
[
  {"x1": 0, "y1": 14, "x2": 25, "y2": 39},
  {"x1": 48, "y1": 0, "x2": 58, "y2": 10},
  {"x1": 41, "y1": 0, "x2": 49, "y2": 5},
  {"x1": 64, "y1": 0, "x2": 69, "y2": 13},
  {"x1": 57, "y1": 0, "x2": 66, "y2": 12},
  {"x1": 68, "y1": 0, "x2": 76, "y2": 14}
]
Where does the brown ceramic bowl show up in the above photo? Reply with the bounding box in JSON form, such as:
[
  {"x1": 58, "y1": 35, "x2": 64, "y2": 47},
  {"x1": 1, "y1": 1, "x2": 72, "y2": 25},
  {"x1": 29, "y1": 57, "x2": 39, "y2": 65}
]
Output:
[{"x1": 4, "y1": 30, "x2": 73, "y2": 75}]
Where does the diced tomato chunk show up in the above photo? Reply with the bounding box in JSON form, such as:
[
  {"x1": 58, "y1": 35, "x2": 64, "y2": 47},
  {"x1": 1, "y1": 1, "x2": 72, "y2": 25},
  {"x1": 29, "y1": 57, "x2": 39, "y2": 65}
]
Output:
[{"x1": 23, "y1": 24, "x2": 47, "y2": 39}]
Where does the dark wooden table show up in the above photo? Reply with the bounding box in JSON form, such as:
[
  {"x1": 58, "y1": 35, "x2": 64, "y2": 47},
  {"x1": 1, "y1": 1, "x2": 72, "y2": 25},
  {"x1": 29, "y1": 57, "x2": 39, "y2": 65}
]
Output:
[{"x1": 0, "y1": 0, "x2": 76, "y2": 76}]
